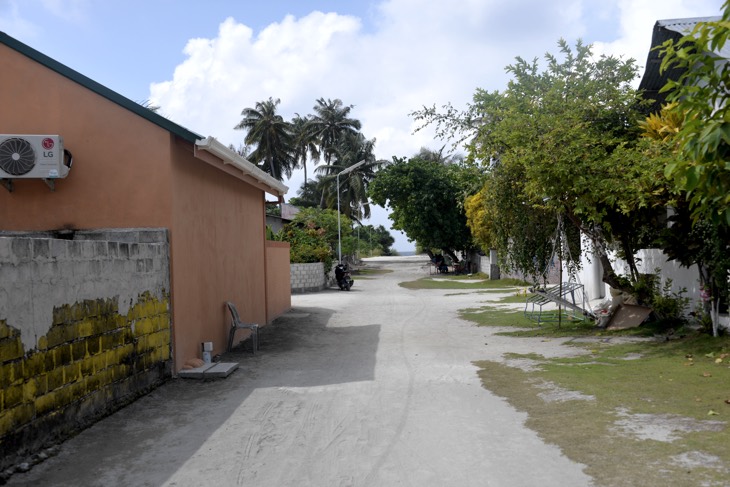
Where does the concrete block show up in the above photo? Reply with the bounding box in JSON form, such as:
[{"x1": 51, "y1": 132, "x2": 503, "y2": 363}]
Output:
[
  {"x1": 178, "y1": 363, "x2": 215, "y2": 379},
  {"x1": 93, "y1": 241, "x2": 108, "y2": 257},
  {"x1": 11, "y1": 239, "x2": 31, "y2": 262},
  {"x1": 0, "y1": 238, "x2": 12, "y2": 261},
  {"x1": 32, "y1": 239, "x2": 50, "y2": 260},
  {"x1": 48, "y1": 239, "x2": 68, "y2": 260},
  {"x1": 204, "y1": 362, "x2": 238, "y2": 378},
  {"x1": 178, "y1": 362, "x2": 238, "y2": 379},
  {"x1": 107, "y1": 241, "x2": 119, "y2": 258},
  {"x1": 67, "y1": 241, "x2": 82, "y2": 259}
]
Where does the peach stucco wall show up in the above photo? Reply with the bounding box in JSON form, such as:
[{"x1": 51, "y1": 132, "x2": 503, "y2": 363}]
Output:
[
  {"x1": 0, "y1": 44, "x2": 173, "y2": 229},
  {"x1": 1, "y1": 42, "x2": 282, "y2": 372},
  {"x1": 266, "y1": 240, "x2": 291, "y2": 322},
  {"x1": 168, "y1": 140, "x2": 270, "y2": 367}
]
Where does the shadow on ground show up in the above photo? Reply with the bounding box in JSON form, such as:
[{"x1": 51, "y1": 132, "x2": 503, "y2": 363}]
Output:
[{"x1": 6, "y1": 306, "x2": 380, "y2": 487}]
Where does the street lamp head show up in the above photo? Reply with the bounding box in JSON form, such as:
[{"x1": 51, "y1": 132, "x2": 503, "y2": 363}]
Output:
[{"x1": 338, "y1": 159, "x2": 367, "y2": 177}]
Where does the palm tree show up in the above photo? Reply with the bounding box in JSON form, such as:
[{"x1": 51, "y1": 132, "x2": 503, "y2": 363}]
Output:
[
  {"x1": 413, "y1": 146, "x2": 462, "y2": 164},
  {"x1": 290, "y1": 114, "x2": 320, "y2": 190},
  {"x1": 309, "y1": 98, "x2": 362, "y2": 166},
  {"x1": 234, "y1": 97, "x2": 294, "y2": 181},
  {"x1": 316, "y1": 132, "x2": 382, "y2": 222}
]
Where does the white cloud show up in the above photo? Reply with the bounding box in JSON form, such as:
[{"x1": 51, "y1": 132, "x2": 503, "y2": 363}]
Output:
[
  {"x1": 150, "y1": 1, "x2": 588, "y2": 161},
  {"x1": 592, "y1": 0, "x2": 724, "y2": 72},
  {"x1": 39, "y1": 0, "x2": 89, "y2": 22},
  {"x1": 149, "y1": 0, "x2": 723, "y2": 250},
  {"x1": 0, "y1": 1, "x2": 39, "y2": 38}
]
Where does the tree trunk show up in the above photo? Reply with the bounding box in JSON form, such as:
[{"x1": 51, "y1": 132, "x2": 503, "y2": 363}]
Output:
[
  {"x1": 445, "y1": 249, "x2": 460, "y2": 264},
  {"x1": 564, "y1": 211, "x2": 633, "y2": 295}
]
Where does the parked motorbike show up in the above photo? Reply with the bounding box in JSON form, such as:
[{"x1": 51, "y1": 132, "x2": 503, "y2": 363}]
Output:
[{"x1": 335, "y1": 263, "x2": 354, "y2": 291}]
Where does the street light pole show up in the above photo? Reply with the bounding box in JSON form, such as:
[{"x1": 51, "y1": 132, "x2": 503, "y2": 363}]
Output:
[{"x1": 337, "y1": 159, "x2": 366, "y2": 264}]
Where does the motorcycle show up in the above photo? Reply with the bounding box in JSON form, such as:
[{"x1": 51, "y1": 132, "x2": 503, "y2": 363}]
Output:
[{"x1": 335, "y1": 263, "x2": 354, "y2": 291}]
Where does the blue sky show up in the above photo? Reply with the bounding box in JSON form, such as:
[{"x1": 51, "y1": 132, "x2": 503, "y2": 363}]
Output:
[{"x1": 1, "y1": 0, "x2": 724, "y2": 251}]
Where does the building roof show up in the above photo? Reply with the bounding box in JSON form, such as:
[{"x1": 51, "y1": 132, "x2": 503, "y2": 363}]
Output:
[
  {"x1": 195, "y1": 137, "x2": 288, "y2": 196},
  {"x1": 638, "y1": 16, "x2": 725, "y2": 110},
  {"x1": 0, "y1": 31, "x2": 287, "y2": 198}
]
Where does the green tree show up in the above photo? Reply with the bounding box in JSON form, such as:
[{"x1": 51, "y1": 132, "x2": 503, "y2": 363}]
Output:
[
  {"x1": 416, "y1": 40, "x2": 660, "y2": 290},
  {"x1": 234, "y1": 97, "x2": 295, "y2": 181},
  {"x1": 371, "y1": 224, "x2": 395, "y2": 255},
  {"x1": 291, "y1": 114, "x2": 320, "y2": 191},
  {"x1": 653, "y1": 6, "x2": 730, "y2": 335},
  {"x1": 290, "y1": 177, "x2": 325, "y2": 208},
  {"x1": 369, "y1": 155, "x2": 473, "y2": 262},
  {"x1": 353, "y1": 224, "x2": 395, "y2": 256},
  {"x1": 310, "y1": 98, "x2": 362, "y2": 166},
  {"x1": 316, "y1": 132, "x2": 382, "y2": 221},
  {"x1": 658, "y1": 4, "x2": 730, "y2": 225},
  {"x1": 280, "y1": 207, "x2": 353, "y2": 270}
]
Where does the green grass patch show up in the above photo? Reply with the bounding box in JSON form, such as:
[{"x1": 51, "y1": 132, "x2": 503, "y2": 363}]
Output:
[
  {"x1": 474, "y1": 316, "x2": 730, "y2": 486},
  {"x1": 460, "y1": 305, "x2": 597, "y2": 337},
  {"x1": 493, "y1": 293, "x2": 531, "y2": 304}
]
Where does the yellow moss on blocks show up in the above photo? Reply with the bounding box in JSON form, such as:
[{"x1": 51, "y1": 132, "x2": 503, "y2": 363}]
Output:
[
  {"x1": 96, "y1": 367, "x2": 115, "y2": 388},
  {"x1": 61, "y1": 362, "x2": 81, "y2": 384},
  {"x1": 34, "y1": 390, "x2": 58, "y2": 416},
  {"x1": 4, "y1": 384, "x2": 22, "y2": 409},
  {"x1": 90, "y1": 352, "x2": 107, "y2": 374},
  {"x1": 146, "y1": 330, "x2": 170, "y2": 350},
  {"x1": 0, "y1": 404, "x2": 34, "y2": 435},
  {"x1": 46, "y1": 367, "x2": 65, "y2": 391},
  {"x1": 52, "y1": 305, "x2": 72, "y2": 326},
  {"x1": 22, "y1": 378, "x2": 37, "y2": 402},
  {"x1": 0, "y1": 336, "x2": 24, "y2": 362},
  {"x1": 151, "y1": 346, "x2": 170, "y2": 363},
  {"x1": 0, "y1": 320, "x2": 11, "y2": 340},
  {"x1": 75, "y1": 319, "x2": 95, "y2": 338},
  {"x1": 134, "y1": 317, "x2": 155, "y2": 336},
  {"x1": 23, "y1": 353, "x2": 47, "y2": 379},
  {"x1": 154, "y1": 297, "x2": 170, "y2": 314},
  {"x1": 0, "y1": 361, "x2": 19, "y2": 387}
]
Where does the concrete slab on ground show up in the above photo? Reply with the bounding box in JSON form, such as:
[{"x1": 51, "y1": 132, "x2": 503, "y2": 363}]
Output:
[{"x1": 178, "y1": 362, "x2": 238, "y2": 379}]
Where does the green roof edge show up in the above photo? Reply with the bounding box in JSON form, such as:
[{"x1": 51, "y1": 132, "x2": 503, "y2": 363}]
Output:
[{"x1": 0, "y1": 31, "x2": 202, "y2": 143}]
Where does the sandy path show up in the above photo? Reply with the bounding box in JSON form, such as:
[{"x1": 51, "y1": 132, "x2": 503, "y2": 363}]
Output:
[{"x1": 7, "y1": 256, "x2": 592, "y2": 486}]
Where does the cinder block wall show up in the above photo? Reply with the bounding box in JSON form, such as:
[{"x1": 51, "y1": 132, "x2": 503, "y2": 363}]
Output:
[
  {"x1": 0, "y1": 230, "x2": 171, "y2": 472},
  {"x1": 290, "y1": 262, "x2": 325, "y2": 293}
]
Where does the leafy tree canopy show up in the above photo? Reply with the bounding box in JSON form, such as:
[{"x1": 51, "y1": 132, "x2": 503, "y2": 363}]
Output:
[
  {"x1": 280, "y1": 207, "x2": 352, "y2": 269},
  {"x1": 369, "y1": 156, "x2": 476, "y2": 261},
  {"x1": 416, "y1": 40, "x2": 665, "y2": 289},
  {"x1": 659, "y1": 4, "x2": 730, "y2": 225},
  {"x1": 234, "y1": 97, "x2": 295, "y2": 181}
]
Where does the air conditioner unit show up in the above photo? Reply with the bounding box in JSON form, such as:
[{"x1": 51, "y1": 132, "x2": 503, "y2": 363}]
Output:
[{"x1": 0, "y1": 135, "x2": 71, "y2": 179}]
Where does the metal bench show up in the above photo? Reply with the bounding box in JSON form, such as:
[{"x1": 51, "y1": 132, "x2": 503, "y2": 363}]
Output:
[{"x1": 524, "y1": 282, "x2": 593, "y2": 324}]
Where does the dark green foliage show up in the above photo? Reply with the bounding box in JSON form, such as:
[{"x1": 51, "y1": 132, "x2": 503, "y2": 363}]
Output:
[
  {"x1": 279, "y1": 208, "x2": 351, "y2": 269},
  {"x1": 234, "y1": 97, "x2": 295, "y2": 181},
  {"x1": 369, "y1": 156, "x2": 474, "y2": 259}
]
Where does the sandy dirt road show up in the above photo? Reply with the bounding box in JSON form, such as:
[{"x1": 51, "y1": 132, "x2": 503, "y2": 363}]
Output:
[{"x1": 7, "y1": 256, "x2": 592, "y2": 486}]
